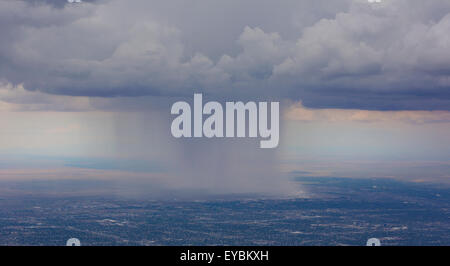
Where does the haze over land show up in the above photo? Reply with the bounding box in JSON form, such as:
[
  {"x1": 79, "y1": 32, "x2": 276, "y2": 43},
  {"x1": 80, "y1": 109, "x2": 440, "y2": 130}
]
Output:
[{"x1": 0, "y1": 0, "x2": 449, "y2": 196}]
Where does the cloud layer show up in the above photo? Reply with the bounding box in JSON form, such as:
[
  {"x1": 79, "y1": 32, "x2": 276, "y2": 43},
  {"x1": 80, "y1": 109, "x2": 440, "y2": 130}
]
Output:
[
  {"x1": 1, "y1": 0, "x2": 450, "y2": 110},
  {"x1": 285, "y1": 101, "x2": 450, "y2": 124}
]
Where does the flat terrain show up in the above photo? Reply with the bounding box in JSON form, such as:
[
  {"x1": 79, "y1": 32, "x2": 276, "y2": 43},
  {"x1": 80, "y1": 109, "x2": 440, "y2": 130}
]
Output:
[{"x1": 0, "y1": 177, "x2": 448, "y2": 246}]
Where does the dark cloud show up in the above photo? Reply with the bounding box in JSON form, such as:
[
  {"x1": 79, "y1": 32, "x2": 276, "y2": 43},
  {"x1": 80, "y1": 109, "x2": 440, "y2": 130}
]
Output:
[
  {"x1": 1, "y1": 0, "x2": 450, "y2": 110},
  {"x1": 23, "y1": 0, "x2": 99, "y2": 8}
]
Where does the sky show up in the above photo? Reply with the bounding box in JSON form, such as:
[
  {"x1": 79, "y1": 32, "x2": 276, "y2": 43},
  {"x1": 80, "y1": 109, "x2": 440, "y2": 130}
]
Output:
[{"x1": 0, "y1": 0, "x2": 449, "y2": 197}]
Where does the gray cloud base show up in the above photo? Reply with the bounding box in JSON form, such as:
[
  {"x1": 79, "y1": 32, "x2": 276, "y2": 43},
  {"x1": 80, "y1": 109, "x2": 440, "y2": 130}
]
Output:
[{"x1": 1, "y1": 0, "x2": 450, "y2": 110}]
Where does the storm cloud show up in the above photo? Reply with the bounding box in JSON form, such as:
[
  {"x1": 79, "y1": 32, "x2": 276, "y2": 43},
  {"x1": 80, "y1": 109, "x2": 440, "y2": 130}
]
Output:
[{"x1": 1, "y1": 0, "x2": 450, "y2": 110}]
